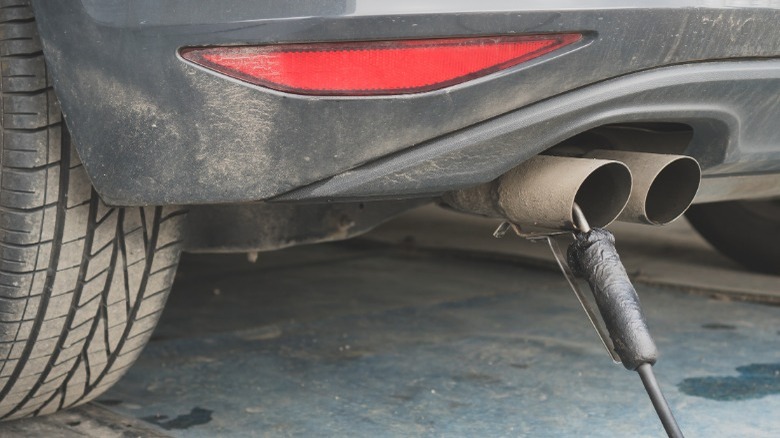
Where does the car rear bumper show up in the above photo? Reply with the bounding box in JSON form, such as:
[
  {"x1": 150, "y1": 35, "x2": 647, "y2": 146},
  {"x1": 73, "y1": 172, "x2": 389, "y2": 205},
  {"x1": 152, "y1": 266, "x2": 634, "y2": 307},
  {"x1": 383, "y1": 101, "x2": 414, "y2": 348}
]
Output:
[
  {"x1": 31, "y1": 1, "x2": 780, "y2": 205},
  {"x1": 280, "y1": 59, "x2": 780, "y2": 204}
]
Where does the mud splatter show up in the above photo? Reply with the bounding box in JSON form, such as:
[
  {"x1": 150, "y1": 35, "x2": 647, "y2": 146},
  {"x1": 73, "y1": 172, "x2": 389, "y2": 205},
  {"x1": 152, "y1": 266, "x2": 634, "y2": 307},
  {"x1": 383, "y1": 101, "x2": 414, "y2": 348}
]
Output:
[
  {"x1": 97, "y1": 399, "x2": 122, "y2": 406},
  {"x1": 679, "y1": 363, "x2": 780, "y2": 401},
  {"x1": 143, "y1": 407, "x2": 213, "y2": 430},
  {"x1": 701, "y1": 323, "x2": 736, "y2": 330}
]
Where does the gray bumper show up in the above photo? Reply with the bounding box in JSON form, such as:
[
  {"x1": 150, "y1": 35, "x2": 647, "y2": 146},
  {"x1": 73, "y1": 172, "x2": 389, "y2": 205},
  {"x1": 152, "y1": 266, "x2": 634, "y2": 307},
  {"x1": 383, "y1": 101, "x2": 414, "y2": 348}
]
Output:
[{"x1": 31, "y1": 1, "x2": 780, "y2": 205}]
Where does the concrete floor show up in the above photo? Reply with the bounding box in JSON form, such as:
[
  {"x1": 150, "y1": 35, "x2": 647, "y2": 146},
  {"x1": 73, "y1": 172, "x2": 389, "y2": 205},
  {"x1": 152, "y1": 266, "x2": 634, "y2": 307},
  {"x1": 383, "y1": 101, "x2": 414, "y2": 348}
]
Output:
[{"x1": 1, "y1": 206, "x2": 779, "y2": 437}]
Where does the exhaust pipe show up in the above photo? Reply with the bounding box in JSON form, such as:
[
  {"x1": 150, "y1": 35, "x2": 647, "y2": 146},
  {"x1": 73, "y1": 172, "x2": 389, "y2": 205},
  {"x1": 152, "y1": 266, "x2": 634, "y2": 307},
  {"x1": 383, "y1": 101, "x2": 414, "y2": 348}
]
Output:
[
  {"x1": 443, "y1": 155, "x2": 632, "y2": 231},
  {"x1": 585, "y1": 150, "x2": 700, "y2": 225}
]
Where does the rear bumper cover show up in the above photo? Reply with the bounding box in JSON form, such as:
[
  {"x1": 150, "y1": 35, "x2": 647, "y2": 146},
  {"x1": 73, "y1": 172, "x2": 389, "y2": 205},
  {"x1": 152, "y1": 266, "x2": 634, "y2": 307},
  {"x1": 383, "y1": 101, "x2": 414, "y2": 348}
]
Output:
[
  {"x1": 31, "y1": 1, "x2": 780, "y2": 205},
  {"x1": 281, "y1": 60, "x2": 780, "y2": 204}
]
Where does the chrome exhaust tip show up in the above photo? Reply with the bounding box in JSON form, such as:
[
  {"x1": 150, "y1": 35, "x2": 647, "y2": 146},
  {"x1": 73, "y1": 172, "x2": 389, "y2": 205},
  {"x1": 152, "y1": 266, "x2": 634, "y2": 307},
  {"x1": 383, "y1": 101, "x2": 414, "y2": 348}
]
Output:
[
  {"x1": 586, "y1": 150, "x2": 701, "y2": 225},
  {"x1": 443, "y1": 155, "x2": 632, "y2": 231}
]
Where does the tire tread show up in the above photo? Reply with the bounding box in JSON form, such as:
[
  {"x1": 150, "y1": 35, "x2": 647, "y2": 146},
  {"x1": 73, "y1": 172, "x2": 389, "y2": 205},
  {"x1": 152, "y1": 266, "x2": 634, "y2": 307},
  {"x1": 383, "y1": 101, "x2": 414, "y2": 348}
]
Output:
[{"x1": 0, "y1": 2, "x2": 184, "y2": 420}]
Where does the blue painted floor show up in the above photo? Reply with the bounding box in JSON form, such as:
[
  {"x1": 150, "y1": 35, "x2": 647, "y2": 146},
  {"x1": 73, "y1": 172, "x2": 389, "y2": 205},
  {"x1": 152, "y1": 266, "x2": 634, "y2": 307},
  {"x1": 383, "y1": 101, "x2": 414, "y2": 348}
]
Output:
[
  {"x1": 2, "y1": 218, "x2": 779, "y2": 437},
  {"x1": 91, "y1": 241, "x2": 780, "y2": 437}
]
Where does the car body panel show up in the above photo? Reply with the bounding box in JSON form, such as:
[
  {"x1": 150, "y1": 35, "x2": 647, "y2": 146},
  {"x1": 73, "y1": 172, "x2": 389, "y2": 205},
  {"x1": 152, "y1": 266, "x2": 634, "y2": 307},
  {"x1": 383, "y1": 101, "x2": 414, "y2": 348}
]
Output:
[
  {"x1": 279, "y1": 60, "x2": 780, "y2": 202},
  {"x1": 31, "y1": 0, "x2": 780, "y2": 205}
]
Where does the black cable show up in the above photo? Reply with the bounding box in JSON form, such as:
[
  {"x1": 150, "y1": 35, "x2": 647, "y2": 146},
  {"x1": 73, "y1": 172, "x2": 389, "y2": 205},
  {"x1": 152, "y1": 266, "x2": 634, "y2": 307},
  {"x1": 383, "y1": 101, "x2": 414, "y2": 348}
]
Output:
[
  {"x1": 566, "y1": 224, "x2": 684, "y2": 435},
  {"x1": 637, "y1": 363, "x2": 684, "y2": 438}
]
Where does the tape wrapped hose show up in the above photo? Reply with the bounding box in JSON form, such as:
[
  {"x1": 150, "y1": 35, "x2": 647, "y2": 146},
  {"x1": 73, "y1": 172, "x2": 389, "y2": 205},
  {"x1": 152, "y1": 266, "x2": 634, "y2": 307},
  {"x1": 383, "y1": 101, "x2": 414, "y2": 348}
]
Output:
[{"x1": 567, "y1": 228, "x2": 658, "y2": 370}]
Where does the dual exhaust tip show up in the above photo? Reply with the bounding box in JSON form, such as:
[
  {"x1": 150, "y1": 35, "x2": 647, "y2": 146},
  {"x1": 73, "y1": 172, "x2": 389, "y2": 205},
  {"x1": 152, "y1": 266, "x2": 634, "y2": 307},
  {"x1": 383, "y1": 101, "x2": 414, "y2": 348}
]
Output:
[{"x1": 444, "y1": 150, "x2": 700, "y2": 231}]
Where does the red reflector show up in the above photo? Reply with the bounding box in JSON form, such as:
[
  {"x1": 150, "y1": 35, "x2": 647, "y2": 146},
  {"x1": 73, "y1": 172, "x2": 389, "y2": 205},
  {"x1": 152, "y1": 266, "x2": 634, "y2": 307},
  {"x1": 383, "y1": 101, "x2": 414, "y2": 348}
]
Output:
[{"x1": 181, "y1": 34, "x2": 581, "y2": 96}]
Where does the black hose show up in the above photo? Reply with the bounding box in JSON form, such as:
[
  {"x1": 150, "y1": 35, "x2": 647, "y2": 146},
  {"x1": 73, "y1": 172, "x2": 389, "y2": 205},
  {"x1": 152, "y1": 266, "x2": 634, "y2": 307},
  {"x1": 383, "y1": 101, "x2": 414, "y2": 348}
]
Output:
[
  {"x1": 637, "y1": 363, "x2": 684, "y2": 438},
  {"x1": 567, "y1": 228, "x2": 658, "y2": 370},
  {"x1": 567, "y1": 227, "x2": 683, "y2": 436}
]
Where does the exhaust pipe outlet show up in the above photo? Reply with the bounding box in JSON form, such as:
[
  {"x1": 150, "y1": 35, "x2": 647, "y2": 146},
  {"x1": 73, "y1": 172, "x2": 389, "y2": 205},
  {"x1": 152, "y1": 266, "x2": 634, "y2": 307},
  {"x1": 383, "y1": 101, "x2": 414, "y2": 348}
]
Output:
[
  {"x1": 585, "y1": 150, "x2": 701, "y2": 225},
  {"x1": 443, "y1": 155, "x2": 632, "y2": 231}
]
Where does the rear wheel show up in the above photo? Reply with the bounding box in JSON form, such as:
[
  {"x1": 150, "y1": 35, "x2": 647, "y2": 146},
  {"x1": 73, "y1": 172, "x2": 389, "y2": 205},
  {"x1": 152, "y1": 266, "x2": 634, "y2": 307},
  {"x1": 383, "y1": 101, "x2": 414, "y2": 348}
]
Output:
[
  {"x1": 686, "y1": 200, "x2": 780, "y2": 275},
  {"x1": 0, "y1": 1, "x2": 186, "y2": 419}
]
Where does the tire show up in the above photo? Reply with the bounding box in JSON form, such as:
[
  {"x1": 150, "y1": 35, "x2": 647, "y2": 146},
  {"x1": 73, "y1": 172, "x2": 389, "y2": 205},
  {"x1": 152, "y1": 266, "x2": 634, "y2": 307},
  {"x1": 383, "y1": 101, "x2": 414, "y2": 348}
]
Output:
[
  {"x1": 0, "y1": 1, "x2": 186, "y2": 420},
  {"x1": 686, "y1": 200, "x2": 780, "y2": 275}
]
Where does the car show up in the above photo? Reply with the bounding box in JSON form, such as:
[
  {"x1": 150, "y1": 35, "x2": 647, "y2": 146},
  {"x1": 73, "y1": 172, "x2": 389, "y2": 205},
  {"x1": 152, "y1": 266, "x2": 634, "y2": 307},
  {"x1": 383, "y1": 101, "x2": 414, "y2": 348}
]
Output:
[{"x1": 0, "y1": 0, "x2": 776, "y2": 420}]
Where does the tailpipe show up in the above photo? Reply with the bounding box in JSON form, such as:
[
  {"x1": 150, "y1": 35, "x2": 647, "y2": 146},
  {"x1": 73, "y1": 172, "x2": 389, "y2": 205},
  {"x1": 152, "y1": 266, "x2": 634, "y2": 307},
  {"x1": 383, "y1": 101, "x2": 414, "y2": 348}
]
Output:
[
  {"x1": 585, "y1": 150, "x2": 700, "y2": 225},
  {"x1": 443, "y1": 155, "x2": 632, "y2": 231}
]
